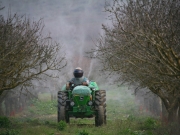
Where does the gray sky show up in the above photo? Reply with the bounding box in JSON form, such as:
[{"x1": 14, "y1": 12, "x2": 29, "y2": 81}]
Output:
[
  {"x1": 0, "y1": 1, "x2": 137, "y2": 110},
  {"x1": 1, "y1": 0, "x2": 110, "y2": 78},
  {"x1": 0, "y1": 0, "x2": 113, "y2": 89}
]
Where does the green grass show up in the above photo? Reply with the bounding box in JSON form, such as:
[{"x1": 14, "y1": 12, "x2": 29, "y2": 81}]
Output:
[
  {"x1": 28, "y1": 99, "x2": 57, "y2": 115},
  {"x1": 0, "y1": 87, "x2": 176, "y2": 135},
  {"x1": 0, "y1": 117, "x2": 160, "y2": 135}
]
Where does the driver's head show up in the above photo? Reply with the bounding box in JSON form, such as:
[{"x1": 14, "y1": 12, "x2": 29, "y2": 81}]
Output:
[{"x1": 73, "y1": 67, "x2": 83, "y2": 78}]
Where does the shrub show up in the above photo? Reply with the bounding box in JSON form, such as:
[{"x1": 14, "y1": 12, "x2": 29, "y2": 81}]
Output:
[
  {"x1": 0, "y1": 129, "x2": 20, "y2": 135},
  {"x1": 57, "y1": 121, "x2": 67, "y2": 131},
  {"x1": 31, "y1": 118, "x2": 41, "y2": 125},
  {"x1": 78, "y1": 130, "x2": 89, "y2": 135},
  {"x1": 127, "y1": 115, "x2": 136, "y2": 121},
  {"x1": 142, "y1": 117, "x2": 157, "y2": 130},
  {"x1": 0, "y1": 117, "x2": 11, "y2": 128},
  {"x1": 44, "y1": 120, "x2": 50, "y2": 125}
]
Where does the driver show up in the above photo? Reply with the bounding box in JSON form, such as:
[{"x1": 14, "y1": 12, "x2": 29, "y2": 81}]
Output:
[{"x1": 66, "y1": 67, "x2": 89, "y2": 90}]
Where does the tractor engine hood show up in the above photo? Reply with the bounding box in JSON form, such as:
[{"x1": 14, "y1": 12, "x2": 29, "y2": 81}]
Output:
[{"x1": 72, "y1": 86, "x2": 91, "y2": 96}]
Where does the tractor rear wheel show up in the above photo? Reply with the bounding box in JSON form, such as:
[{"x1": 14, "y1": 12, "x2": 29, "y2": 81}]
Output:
[
  {"x1": 95, "y1": 90, "x2": 106, "y2": 126},
  {"x1": 57, "y1": 91, "x2": 68, "y2": 123}
]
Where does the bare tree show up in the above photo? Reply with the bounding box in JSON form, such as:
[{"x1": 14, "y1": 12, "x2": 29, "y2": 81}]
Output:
[
  {"x1": 0, "y1": 13, "x2": 66, "y2": 95},
  {"x1": 95, "y1": 0, "x2": 180, "y2": 123}
]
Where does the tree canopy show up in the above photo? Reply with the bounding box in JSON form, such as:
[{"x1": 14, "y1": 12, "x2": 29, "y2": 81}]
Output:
[
  {"x1": 95, "y1": 0, "x2": 180, "y2": 123},
  {"x1": 0, "y1": 12, "x2": 66, "y2": 95}
]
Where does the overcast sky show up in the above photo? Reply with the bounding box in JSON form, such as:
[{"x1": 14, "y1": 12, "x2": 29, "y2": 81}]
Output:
[
  {"x1": 1, "y1": 0, "x2": 111, "y2": 77},
  {"x1": 0, "y1": 0, "x2": 114, "y2": 88}
]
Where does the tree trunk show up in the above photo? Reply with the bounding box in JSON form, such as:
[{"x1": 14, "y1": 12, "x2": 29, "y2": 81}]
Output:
[
  {"x1": 0, "y1": 101, "x2": 4, "y2": 116},
  {"x1": 168, "y1": 103, "x2": 180, "y2": 124},
  {"x1": 51, "y1": 92, "x2": 56, "y2": 101}
]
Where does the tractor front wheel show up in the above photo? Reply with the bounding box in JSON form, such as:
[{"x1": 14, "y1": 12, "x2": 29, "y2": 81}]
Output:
[
  {"x1": 95, "y1": 90, "x2": 106, "y2": 127},
  {"x1": 95, "y1": 106, "x2": 105, "y2": 126},
  {"x1": 57, "y1": 91, "x2": 68, "y2": 123}
]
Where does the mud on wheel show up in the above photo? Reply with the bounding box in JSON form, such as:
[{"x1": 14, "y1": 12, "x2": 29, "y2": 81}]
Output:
[
  {"x1": 57, "y1": 91, "x2": 69, "y2": 123},
  {"x1": 95, "y1": 90, "x2": 106, "y2": 126}
]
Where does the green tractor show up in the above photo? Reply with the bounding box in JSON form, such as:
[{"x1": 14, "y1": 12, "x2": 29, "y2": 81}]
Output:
[{"x1": 57, "y1": 81, "x2": 106, "y2": 126}]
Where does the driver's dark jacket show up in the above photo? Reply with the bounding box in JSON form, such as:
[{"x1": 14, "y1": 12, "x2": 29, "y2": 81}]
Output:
[{"x1": 69, "y1": 77, "x2": 89, "y2": 86}]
